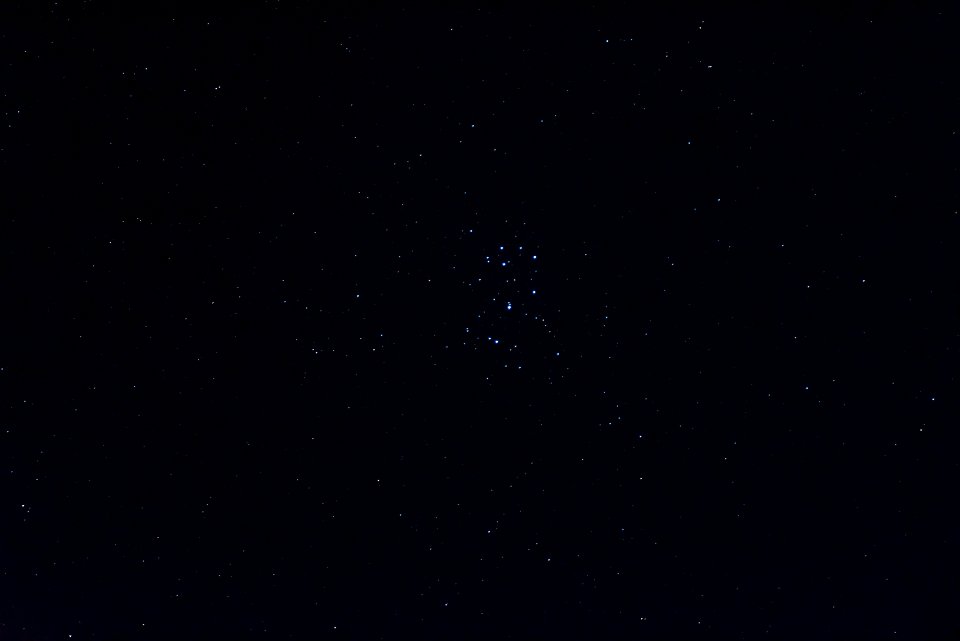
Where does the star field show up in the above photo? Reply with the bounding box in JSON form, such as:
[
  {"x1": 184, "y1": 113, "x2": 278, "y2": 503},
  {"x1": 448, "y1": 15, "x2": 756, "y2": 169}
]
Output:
[{"x1": 3, "y1": 4, "x2": 960, "y2": 640}]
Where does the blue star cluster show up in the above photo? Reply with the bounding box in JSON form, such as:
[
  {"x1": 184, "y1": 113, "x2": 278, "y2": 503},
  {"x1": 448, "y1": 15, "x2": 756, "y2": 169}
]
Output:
[{"x1": 460, "y1": 235, "x2": 562, "y2": 379}]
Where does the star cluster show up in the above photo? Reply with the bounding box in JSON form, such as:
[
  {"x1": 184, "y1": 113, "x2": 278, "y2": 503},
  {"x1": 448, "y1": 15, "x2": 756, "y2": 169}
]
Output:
[{"x1": 461, "y1": 237, "x2": 561, "y2": 377}]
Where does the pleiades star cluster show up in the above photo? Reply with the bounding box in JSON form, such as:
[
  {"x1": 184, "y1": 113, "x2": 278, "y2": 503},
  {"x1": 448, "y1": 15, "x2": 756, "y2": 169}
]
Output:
[{"x1": 2, "y1": 4, "x2": 960, "y2": 640}]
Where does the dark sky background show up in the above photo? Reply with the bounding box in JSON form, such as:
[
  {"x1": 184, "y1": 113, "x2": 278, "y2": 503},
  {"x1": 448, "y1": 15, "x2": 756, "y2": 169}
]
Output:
[{"x1": 3, "y1": 4, "x2": 960, "y2": 639}]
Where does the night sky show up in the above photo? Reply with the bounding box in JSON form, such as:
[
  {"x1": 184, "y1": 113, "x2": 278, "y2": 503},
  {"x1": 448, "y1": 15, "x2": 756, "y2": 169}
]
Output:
[{"x1": 3, "y1": 5, "x2": 960, "y2": 639}]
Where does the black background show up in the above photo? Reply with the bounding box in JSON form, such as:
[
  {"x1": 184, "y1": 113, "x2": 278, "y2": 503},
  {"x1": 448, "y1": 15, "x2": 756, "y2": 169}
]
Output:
[{"x1": 3, "y1": 4, "x2": 959, "y2": 639}]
